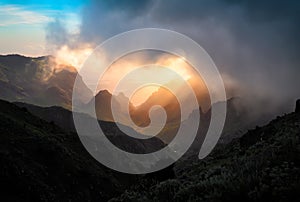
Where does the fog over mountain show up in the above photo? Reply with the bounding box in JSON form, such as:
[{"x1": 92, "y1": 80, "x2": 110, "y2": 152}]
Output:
[
  {"x1": 46, "y1": 0, "x2": 300, "y2": 117},
  {"x1": 0, "y1": 54, "x2": 282, "y2": 144},
  {"x1": 0, "y1": 54, "x2": 92, "y2": 109},
  {"x1": 1, "y1": 0, "x2": 300, "y2": 201}
]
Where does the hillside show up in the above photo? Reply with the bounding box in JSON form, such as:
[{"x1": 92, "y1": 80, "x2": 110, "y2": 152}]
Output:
[
  {"x1": 1, "y1": 97, "x2": 300, "y2": 201},
  {"x1": 0, "y1": 99, "x2": 126, "y2": 201},
  {"x1": 0, "y1": 99, "x2": 166, "y2": 201},
  {"x1": 110, "y1": 102, "x2": 300, "y2": 201},
  {"x1": 0, "y1": 54, "x2": 276, "y2": 145},
  {"x1": 14, "y1": 101, "x2": 165, "y2": 154},
  {"x1": 0, "y1": 54, "x2": 92, "y2": 109},
  {"x1": 1, "y1": 54, "x2": 299, "y2": 201}
]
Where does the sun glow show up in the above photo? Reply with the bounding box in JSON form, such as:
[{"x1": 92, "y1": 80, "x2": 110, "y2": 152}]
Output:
[
  {"x1": 156, "y1": 56, "x2": 192, "y2": 81},
  {"x1": 93, "y1": 52, "x2": 208, "y2": 107},
  {"x1": 53, "y1": 45, "x2": 93, "y2": 71},
  {"x1": 52, "y1": 47, "x2": 210, "y2": 108},
  {"x1": 130, "y1": 86, "x2": 160, "y2": 106}
]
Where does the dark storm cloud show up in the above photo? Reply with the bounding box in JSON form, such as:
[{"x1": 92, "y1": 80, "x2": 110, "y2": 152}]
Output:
[
  {"x1": 79, "y1": 0, "x2": 154, "y2": 42},
  {"x1": 47, "y1": 0, "x2": 300, "y2": 114},
  {"x1": 145, "y1": 0, "x2": 300, "y2": 113},
  {"x1": 151, "y1": 0, "x2": 300, "y2": 23}
]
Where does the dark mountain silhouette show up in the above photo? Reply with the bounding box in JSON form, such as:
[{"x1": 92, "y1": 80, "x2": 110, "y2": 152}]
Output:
[
  {"x1": 0, "y1": 54, "x2": 273, "y2": 145},
  {"x1": 87, "y1": 89, "x2": 274, "y2": 145},
  {"x1": 91, "y1": 90, "x2": 116, "y2": 121},
  {"x1": 84, "y1": 90, "x2": 135, "y2": 124},
  {"x1": 3, "y1": 99, "x2": 300, "y2": 201},
  {"x1": 155, "y1": 97, "x2": 274, "y2": 144},
  {"x1": 131, "y1": 87, "x2": 181, "y2": 127},
  {"x1": 14, "y1": 101, "x2": 165, "y2": 154},
  {"x1": 0, "y1": 54, "x2": 92, "y2": 109},
  {"x1": 1, "y1": 54, "x2": 299, "y2": 201},
  {"x1": 296, "y1": 99, "x2": 300, "y2": 113},
  {"x1": 0, "y1": 99, "x2": 130, "y2": 201},
  {"x1": 184, "y1": 97, "x2": 277, "y2": 150},
  {"x1": 110, "y1": 100, "x2": 300, "y2": 201}
]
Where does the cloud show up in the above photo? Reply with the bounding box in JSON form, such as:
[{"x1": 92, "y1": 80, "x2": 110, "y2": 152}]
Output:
[
  {"x1": 78, "y1": 0, "x2": 154, "y2": 43},
  {"x1": 46, "y1": 0, "x2": 300, "y2": 114},
  {"x1": 45, "y1": 18, "x2": 68, "y2": 47},
  {"x1": 0, "y1": 5, "x2": 52, "y2": 26}
]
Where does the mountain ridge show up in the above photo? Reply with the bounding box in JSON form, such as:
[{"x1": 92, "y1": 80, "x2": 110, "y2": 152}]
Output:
[{"x1": 109, "y1": 100, "x2": 300, "y2": 201}]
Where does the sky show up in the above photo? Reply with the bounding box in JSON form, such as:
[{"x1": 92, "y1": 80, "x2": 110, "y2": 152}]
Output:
[
  {"x1": 0, "y1": 0, "x2": 83, "y2": 55},
  {"x1": 1, "y1": 0, "x2": 300, "y2": 113}
]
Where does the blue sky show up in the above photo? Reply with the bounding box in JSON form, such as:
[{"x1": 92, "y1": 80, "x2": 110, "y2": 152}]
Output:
[
  {"x1": 0, "y1": 0, "x2": 85, "y2": 11},
  {"x1": 0, "y1": 0, "x2": 299, "y2": 110},
  {"x1": 0, "y1": 0, "x2": 86, "y2": 56}
]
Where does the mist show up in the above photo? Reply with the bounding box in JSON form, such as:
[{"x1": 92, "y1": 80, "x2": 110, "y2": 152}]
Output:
[{"x1": 46, "y1": 0, "x2": 300, "y2": 117}]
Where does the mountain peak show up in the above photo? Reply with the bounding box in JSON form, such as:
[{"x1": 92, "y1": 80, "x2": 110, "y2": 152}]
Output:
[
  {"x1": 96, "y1": 89, "x2": 112, "y2": 97},
  {"x1": 0, "y1": 54, "x2": 49, "y2": 60}
]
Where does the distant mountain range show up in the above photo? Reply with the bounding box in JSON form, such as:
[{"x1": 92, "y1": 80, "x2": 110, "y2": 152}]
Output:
[
  {"x1": 1, "y1": 98, "x2": 300, "y2": 201},
  {"x1": 0, "y1": 54, "x2": 92, "y2": 109},
  {"x1": 110, "y1": 101, "x2": 300, "y2": 201},
  {"x1": 0, "y1": 54, "x2": 275, "y2": 144},
  {"x1": 1, "y1": 54, "x2": 300, "y2": 201},
  {"x1": 15, "y1": 101, "x2": 165, "y2": 154}
]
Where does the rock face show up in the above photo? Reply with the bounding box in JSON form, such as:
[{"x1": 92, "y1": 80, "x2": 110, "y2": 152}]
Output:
[{"x1": 296, "y1": 99, "x2": 300, "y2": 113}]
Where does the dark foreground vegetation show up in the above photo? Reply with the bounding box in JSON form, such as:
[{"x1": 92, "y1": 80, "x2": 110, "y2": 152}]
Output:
[{"x1": 0, "y1": 99, "x2": 299, "y2": 201}]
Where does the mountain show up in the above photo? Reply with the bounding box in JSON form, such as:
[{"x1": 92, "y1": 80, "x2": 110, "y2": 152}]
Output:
[
  {"x1": 3, "y1": 98, "x2": 300, "y2": 201},
  {"x1": 89, "y1": 89, "x2": 274, "y2": 145},
  {"x1": 183, "y1": 97, "x2": 258, "y2": 149},
  {"x1": 84, "y1": 90, "x2": 136, "y2": 124},
  {"x1": 110, "y1": 100, "x2": 300, "y2": 201},
  {"x1": 15, "y1": 101, "x2": 166, "y2": 154},
  {"x1": 0, "y1": 54, "x2": 273, "y2": 145},
  {"x1": 131, "y1": 87, "x2": 181, "y2": 127},
  {"x1": 0, "y1": 54, "x2": 92, "y2": 109},
  {"x1": 0, "y1": 99, "x2": 170, "y2": 201},
  {"x1": 129, "y1": 76, "x2": 210, "y2": 129},
  {"x1": 154, "y1": 97, "x2": 274, "y2": 144},
  {"x1": 0, "y1": 99, "x2": 126, "y2": 201}
]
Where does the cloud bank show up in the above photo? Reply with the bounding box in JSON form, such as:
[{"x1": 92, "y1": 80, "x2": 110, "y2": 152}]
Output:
[{"x1": 46, "y1": 0, "x2": 300, "y2": 115}]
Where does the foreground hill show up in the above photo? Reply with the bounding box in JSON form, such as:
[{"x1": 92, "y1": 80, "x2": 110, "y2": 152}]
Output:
[
  {"x1": 110, "y1": 102, "x2": 300, "y2": 201},
  {"x1": 15, "y1": 101, "x2": 165, "y2": 154},
  {"x1": 0, "y1": 99, "x2": 167, "y2": 201},
  {"x1": 1, "y1": 98, "x2": 300, "y2": 201},
  {"x1": 0, "y1": 99, "x2": 123, "y2": 201}
]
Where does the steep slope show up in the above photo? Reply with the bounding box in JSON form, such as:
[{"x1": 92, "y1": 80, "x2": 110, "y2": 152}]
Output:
[
  {"x1": 15, "y1": 101, "x2": 166, "y2": 154},
  {"x1": 131, "y1": 87, "x2": 181, "y2": 127},
  {"x1": 155, "y1": 97, "x2": 266, "y2": 144},
  {"x1": 0, "y1": 99, "x2": 129, "y2": 201},
  {"x1": 110, "y1": 102, "x2": 300, "y2": 201},
  {"x1": 0, "y1": 54, "x2": 272, "y2": 144},
  {"x1": 84, "y1": 90, "x2": 136, "y2": 125},
  {"x1": 0, "y1": 54, "x2": 92, "y2": 109},
  {"x1": 88, "y1": 89, "x2": 271, "y2": 145},
  {"x1": 181, "y1": 97, "x2": 276, "y2": 150}
]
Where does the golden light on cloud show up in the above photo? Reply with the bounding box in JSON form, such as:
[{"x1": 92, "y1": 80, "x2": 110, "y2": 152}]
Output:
[
  {"x1": 130, "y1": 86, "x2": 160, "y2": 107},
  {"x1": 98, "y1": 54, "x2": 191, "y2": 94},
  {"x1": 155, "y1": 55, "x2": 192, "y2": 81},
  {"x1": 53, "y1": 45, "x2": 93, "y2": 71},
  {"x1": 52, "y1": 47, "x2": 211, "y2": 110},
  {"x1": 94, "y1": 51, "x2": 210, "y2": 109}
]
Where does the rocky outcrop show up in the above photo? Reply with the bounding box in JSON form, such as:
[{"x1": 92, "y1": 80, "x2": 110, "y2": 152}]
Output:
[{"x1": 296, "y1": 99, "x2": 300, "y2": 113}]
